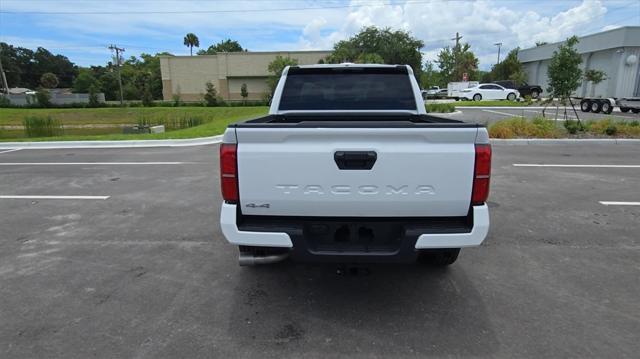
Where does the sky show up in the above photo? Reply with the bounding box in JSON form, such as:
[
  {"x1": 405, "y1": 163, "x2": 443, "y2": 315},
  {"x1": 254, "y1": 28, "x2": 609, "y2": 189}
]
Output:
[{"x1": 1, "y1": 0, "x2": 639, "y2": 70}]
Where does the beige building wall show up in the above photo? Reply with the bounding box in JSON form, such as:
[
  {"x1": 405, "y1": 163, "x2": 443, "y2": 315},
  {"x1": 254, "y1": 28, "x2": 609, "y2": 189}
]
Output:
[{"x1": 160, "y1": 50, "x2": 331, "y2": 102}]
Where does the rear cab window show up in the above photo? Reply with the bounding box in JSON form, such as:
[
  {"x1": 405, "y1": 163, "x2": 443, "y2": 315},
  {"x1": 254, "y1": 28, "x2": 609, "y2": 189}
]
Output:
[{"x1": 278, "y1": 67, "x2": 417, "y2": 111}]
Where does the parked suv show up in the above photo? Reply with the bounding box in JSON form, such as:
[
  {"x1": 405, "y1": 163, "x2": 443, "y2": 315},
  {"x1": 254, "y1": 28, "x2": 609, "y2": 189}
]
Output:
[{"x1": 493, "y1": 80, "x2": 542, "y2": 99}]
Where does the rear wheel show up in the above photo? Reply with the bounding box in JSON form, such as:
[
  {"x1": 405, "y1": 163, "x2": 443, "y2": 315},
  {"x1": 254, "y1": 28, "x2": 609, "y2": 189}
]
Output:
[
  {"x1": 417, "y1": 248, "x2": 460, "y2": 266},
  {"x1": 531, "y1": 90, "x2": 540, "y2": 99},
  {"x1": 620, "y1": 107, "x2": 630, "y2": 113},
  {"x1": 473, "y1": 94, "x2": 482, "y2": 101},
  {"x1": 632, "y1": 109, "x2": 640, "y2": 114},
  {"x1": 601, "y1": 100, "x2": 613, "y2": 114},
  {"x1": 507, "y1": 93, "x2": 516, "y2": 101},
  {"x1": 590, "y1": 100, "x2": 602, "y2": 113},
  {"x1": 580, "y1": 100, "x2": 591, "y2": 112}
]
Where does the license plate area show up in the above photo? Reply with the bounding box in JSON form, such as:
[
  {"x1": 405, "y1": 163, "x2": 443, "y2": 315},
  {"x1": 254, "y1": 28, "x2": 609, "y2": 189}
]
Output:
[{"x1": 304, "y1": 221, "x2": 404, "y2": 253}]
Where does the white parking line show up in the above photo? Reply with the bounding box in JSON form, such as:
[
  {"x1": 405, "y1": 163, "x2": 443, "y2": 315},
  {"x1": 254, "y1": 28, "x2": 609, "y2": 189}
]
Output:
[
  {"x1": 599, "y1": 201, "x2": 640, "y2": 206},
  {"x1": 0, "y1": 162, "x2": 189, "y2": 166},
  {"x1": 513, "y1": 164, "x2": 640, "y2": 168},
  {"x1": 482, "y1": 109, "x2": 523, "y2": 118},
  {"x1": 0, "y1": 149, "x2": 21, "y2": 154},
  {"x1": 0, "y1": 195, "x2": 110, "y2": 200}
]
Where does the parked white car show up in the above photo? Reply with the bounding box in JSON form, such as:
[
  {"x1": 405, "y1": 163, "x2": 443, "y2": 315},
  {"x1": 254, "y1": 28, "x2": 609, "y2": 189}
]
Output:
[{"x1": 460, "y1": 83, "x2": 519, "y2": 101}]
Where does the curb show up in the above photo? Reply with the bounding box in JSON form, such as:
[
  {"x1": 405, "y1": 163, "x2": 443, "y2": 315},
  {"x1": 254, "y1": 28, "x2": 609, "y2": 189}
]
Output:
[{"x1": 0, "y1": 135, "x2": 223, "y2": 149}]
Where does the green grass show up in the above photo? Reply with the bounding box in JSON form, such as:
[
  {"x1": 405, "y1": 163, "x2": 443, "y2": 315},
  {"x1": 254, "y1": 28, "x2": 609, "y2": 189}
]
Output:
[
  {"x1": 1, "y1": 107, "x2": 268, "y2": 142},
  {"x1": 0, "y1": 107, "x2": 267, "y2": 126},
  {"x1": 455, "y1": 100, "x2": 529, "y2": 107}
]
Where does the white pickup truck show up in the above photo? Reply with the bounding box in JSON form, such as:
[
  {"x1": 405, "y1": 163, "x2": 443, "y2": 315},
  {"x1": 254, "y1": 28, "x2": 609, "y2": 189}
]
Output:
[{"x1": 219, "y1": 64, "x2": 491, "y2": 266}]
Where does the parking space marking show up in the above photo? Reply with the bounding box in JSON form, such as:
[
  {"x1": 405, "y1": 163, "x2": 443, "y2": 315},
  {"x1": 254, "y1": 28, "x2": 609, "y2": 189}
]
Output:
[
  {"x1": 0, "y1": 149, "x2": 21, "y2": 154},
  {"x1": 0, "y1": 161, "x2": 191, "y2": 166},
  {"x1": 599, "y1": 201, "x2": 640, "y2": 206},
  {"x1": 514, "y1": 164, "x2": 640, "y2": 168},
  {"x1": 0, "y1": 195, "x2": 110, "y2": 200},
  {"x1": 482, "y1": 109, "x2": 523, "y2": 118}
]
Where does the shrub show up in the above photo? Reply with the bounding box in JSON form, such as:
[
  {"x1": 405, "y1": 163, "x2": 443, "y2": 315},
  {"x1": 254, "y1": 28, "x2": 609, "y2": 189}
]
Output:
[
  {"x1": 88, "y1": 85, "x2": 100, "y2": 107},
  {"x1": 23, "y1": 116, "x2": 64, "y2": 137},
  {"x1": 0, "y1": 95, "x2": 11, "y2": 108},
  {"x1": 204, "y1": 81, "x2": 218, "y2": 106},
  {"x1": 142, "y1": 85, "x2": 154, "y2": 107},
  {"x1": 35, "y1": 89, "x2": 52, "y2": 107},
  {"x1": 630, "y1": 120, "x2": 639, "y2": 127},
  {"x1": 605, "y1": 125, "x2": 617, "y2": 136},
  {"x1": 563, "y1": 119, "x2": 583, "y2": 134},
  {"x1": 426, "y1": 103, "x2": 455, "y2": 113},
  {"x1": 488, "y1": 117, "x2": 562, "y2": 139}
]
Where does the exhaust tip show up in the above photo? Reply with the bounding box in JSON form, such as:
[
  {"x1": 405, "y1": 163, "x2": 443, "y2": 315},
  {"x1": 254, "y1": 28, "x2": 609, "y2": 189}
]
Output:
[{"x1": 239, "y1": 250, "x2": 290, "y2": 266}]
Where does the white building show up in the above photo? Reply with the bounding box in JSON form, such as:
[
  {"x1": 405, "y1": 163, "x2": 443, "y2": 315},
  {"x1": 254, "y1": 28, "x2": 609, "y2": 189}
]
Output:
[{"x1": 519, "y1": 26, "x2": 640, "y2": 98}]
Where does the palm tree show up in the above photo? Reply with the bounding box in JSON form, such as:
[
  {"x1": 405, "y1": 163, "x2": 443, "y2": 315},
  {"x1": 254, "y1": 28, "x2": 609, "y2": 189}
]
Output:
[{"x1": 183, "y1": 33, "x2": 200, "y2": 56}]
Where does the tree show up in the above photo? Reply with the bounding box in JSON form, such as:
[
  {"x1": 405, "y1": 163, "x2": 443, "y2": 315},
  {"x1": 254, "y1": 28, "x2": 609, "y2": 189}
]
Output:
[
  {"x1": 203, "y1": 81, "x2": 218, "y2": 106},
  {"x1": 73, "y1": 69, "x2": 100, "y2": 93},
  {"x1": 35, "y1": 88, "x2": 51, "y2": 107},
  {"x1": 547, "y1": 36, "x2": 582, "y2": 100},
  {"x1": 240, "y1": 83, "x2": 248, "y2": 103},
  {"x1": 584, "y1": 69, "x2": 607, "y2": 97},
  {"x1": 265, "y1": 56, "x2": 298, "y2": 101},
  {"x1": 183, "y1": 33, "x2": 200, "y2": 56},
  {"x1": 489, "y1": 48, "x2": 524, "y2": 83},
  {"x1": 0, "y1": 42, "x2": 77, "y2": 89},
  {"x1": 197, "y1": 39, "x2": 245, "y2": 55},
  {"x1": 326, "y1": 26, "x2": 424, "y2": 78},
  {"x1": 420, "y1": 61, "x2": 444, "y2": 89},
  {"x1": 40, "y1": 72, "x2": 59, "y2": 89},
  {"x1": 141, "y1": 83, "x2": 154, "y2": 106},
  {"x1": 88, "y1": 84, "x2": 100, "y2": 107},
  {"x1": 436, "y1": 43, "x2": 479, "y2": 84}
]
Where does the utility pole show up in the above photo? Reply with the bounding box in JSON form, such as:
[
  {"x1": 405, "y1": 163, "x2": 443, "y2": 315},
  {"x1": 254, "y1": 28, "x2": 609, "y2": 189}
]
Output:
[
  {"x1": 108, "y1": 44, "x2": 125, "y2": 106},
  {"x1": 451, "y1": 32, "x2": 463, "y2": 80},
  {"x1": 494, "y1": 42, "x2": 503, "y2": 65},
  {"x1": 451, "y1": 32, "x2": 463, "y2": 47},
  {"x1": 0, "y1": 47, "x2": 9, "y2": 95}
]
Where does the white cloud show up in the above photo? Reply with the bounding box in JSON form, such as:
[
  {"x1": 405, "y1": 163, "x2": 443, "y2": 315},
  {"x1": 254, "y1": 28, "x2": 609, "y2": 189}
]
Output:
[{"x1": 1, "y1": 0, "x2": 635, "y2": 68}]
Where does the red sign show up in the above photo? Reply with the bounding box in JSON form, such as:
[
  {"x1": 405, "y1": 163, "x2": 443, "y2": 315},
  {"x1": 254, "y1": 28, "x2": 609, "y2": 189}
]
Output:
[{"x1": 463, "y1": 73, "x2": 469, "y2": 81}]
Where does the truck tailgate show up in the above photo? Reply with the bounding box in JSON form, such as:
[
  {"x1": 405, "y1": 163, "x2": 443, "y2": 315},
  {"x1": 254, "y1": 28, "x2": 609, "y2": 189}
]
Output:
[{"x1": 235, "y1": 126, "x2": 478, "y2": 217}]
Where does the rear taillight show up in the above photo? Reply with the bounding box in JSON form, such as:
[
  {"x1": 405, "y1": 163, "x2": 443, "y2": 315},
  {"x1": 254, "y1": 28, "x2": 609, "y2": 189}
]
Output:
[
  {"x1": 472, "y1": 144, "x2": 491, "y2": 205},
  {"x1": 220, "y1": 143, "x2": 239, "y2": 203}
]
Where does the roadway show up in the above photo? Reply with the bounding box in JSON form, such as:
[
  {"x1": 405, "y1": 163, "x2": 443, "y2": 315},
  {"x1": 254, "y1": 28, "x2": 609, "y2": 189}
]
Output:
[{"x1": 1, "y1": 144, "x2": 639, "y2": 358}]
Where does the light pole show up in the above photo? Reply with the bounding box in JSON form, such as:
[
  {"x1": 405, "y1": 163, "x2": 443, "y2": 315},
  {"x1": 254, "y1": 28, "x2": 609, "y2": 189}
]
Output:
[{"x1": 494, "y1": 42, "x2": 503, "y2": 65}]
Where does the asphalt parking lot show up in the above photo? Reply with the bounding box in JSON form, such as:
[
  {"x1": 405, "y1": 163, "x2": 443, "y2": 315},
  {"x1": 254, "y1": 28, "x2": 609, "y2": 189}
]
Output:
[
  {"x1": 441, "y1": 106, "x2": 640, "y2": 124},
  {"x1": 1, "y1": 143, "x2": 639, "y2": 358}
]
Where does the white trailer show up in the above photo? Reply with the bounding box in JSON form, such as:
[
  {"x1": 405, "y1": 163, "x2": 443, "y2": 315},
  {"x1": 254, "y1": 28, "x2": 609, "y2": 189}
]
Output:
[
  {"x1": 579, "y1": 97, "x2": 640, "y2": 114},
  {"x1": 447, "y1": 81, "x2": 479, "y2": 99}
]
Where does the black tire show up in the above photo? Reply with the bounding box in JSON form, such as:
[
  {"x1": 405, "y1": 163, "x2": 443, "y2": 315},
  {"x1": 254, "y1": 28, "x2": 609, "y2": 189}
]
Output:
[
  {"x1": 473, "y1": 94, "x2": 482, "y2": 101},
  {"x1": 632, "y1": 109, "x2": 640, "y2": 114},
  {"x1": 620, "y1": 107, "x2": 630, "y2": 113},
  {"x1": 601, "y1": 100, "x2": 613, "y2": 114},
  {"x1": 417, "y1": 248, "x2": 461, "y2": 266},
  {"x1": 507, "y1": 93, "x2": 516, "y2": 101},
  {"x1": 531, "y1": 90, "x2": 540, "y2": 99},
  {"x1": 580, "y1": 100, "x2": 591, "y2": 112},
  {"x1": 590, "y1": 100, "x2": 602, "y2": 113}
]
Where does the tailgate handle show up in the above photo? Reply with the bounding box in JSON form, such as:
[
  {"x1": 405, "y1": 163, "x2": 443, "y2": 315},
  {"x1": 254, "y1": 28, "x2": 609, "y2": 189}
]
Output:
[{"x1": 334, "y1": 151, "x2": 377, "y2": 170}]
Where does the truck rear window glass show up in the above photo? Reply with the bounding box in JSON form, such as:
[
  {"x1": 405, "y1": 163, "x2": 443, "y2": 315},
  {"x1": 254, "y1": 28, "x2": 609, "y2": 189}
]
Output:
[{"x1": 278, "y1": 69, "x2": 416, "y2": 111}]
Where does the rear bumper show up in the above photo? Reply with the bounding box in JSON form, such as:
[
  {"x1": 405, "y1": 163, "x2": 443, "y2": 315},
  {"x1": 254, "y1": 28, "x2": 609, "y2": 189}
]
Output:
[{"x1": 220, "y1": 203, "x2": 489, "y2": 262}]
